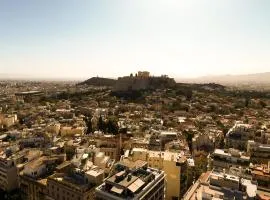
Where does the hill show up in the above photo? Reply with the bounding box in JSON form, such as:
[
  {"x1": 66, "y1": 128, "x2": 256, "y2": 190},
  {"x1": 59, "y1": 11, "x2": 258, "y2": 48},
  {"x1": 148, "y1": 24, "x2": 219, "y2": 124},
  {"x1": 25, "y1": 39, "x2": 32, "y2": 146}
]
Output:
[{"x1": 78, "y1": 77, "x2": 116, "y2": 87}]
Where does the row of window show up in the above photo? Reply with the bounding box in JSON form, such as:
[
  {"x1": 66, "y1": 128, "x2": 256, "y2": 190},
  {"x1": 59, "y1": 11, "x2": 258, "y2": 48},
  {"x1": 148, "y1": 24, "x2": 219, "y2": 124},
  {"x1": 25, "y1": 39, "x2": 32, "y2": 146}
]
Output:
[{"x1": 48, "y1": 183, "x2": 93, "y2": 200}]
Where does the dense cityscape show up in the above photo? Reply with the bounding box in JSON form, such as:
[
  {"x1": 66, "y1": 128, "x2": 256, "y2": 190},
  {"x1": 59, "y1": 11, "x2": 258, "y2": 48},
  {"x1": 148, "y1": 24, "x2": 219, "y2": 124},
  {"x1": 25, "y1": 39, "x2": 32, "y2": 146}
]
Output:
[
  {"x1": 1, "y1": 0, "x2": 270, "y2": 199},
  {"x1": 0, "y1": 71, "x2": 269, "y2": 200}
]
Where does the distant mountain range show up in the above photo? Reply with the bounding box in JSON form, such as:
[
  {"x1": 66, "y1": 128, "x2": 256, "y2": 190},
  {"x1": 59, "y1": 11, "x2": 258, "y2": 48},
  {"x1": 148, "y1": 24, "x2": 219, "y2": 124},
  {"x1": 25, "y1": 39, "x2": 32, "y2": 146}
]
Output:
[{"x1": 177, "y1": 72, "x2": 270, "y2": 85}]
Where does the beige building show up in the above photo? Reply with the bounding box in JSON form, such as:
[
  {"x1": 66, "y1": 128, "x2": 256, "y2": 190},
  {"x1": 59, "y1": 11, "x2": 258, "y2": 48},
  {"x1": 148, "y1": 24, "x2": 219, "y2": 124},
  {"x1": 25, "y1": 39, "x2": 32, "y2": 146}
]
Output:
[
  {"x1": 90, "y1": 134, "x2": 130, "y2": 161},
  {"x1": 94, "y1": 152, "x2": 115, "y2": 174},
  {"x1": 126, "y1": 148, "x2": 187, "y2": 200},
  {"x1": 0, "y1": 114, "x2": 17, "y2": 128},
  {"x1": 129, "y1": 137, "x2": 149, "y2": 149},
  {"x1": 20, "y1": 175, "x2": 47, "y2": 200},
  {"x1": 19, "y1": 155, "x2": 66, "y2": 200},
  {"x1": 47, "y1": 168, "x2": 104, "y2": 200},
  {"x1": 20, "y1": 158, "x2": 48, "y2": 200},
  {"x1": 209, "y1": 148, "x2": 250, "y2": 172},
  {"x1": 46, "y1": 123, "x2": 61, "y2": 135}
]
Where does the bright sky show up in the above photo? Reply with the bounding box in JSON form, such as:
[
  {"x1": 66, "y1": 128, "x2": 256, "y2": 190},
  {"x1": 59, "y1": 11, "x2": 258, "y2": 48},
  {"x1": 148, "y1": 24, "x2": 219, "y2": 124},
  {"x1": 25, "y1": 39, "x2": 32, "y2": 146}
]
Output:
[{"x1": 0, "y1": 0, "x2": 269, "y2": 79}]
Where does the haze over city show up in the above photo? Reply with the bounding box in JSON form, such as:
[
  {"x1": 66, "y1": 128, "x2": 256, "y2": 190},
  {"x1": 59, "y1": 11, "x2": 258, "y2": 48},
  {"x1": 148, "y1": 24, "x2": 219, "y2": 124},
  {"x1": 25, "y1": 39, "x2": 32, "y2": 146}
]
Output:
[
  {"x1": 1, "y1": 1, "x2": 270, "y2": 200},
  {"x1": 1, "y1": 0, "x2": 270, "y2": 80}
]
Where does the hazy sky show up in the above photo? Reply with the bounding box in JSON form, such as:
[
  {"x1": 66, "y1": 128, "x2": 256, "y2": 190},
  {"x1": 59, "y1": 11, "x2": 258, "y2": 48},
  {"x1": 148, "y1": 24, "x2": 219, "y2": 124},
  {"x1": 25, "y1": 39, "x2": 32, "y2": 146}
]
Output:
[{"x1": 0, "y1": 0, "x2": 270, "y2": 79}]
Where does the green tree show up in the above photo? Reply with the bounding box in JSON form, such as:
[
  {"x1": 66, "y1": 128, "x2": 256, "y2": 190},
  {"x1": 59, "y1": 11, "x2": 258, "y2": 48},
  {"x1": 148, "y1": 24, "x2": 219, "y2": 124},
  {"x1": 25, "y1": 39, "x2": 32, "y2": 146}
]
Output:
[
  {"x1": 245, "y1": 97, "x2": 250, "y2": 107},
  {"x1": 218, "y1": 137, "x2": 225, "y2": 149},
  {"x1": 86, "y1": 118, "x2": 93, "y2": 134},
  {"x1": 97, "y1": 115, "x2": 106, "y2": 132},
  {"x1": 186, "y1": 90, "x2": 193, "y2": 101},
  {"x1": 106, "y1": 118, "x2": 119, "y2": 134},
  {"x1": 183, "y1": 130, "x2": 194, "y2": 153},
  {"x1": 194, "y1": 155, "x2": 208, "y2": 179}
]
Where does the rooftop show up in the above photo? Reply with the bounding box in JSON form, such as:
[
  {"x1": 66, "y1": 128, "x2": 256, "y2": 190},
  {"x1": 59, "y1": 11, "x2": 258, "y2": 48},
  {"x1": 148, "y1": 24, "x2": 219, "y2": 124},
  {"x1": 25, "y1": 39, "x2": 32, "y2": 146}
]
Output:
[
  {"x1": 182, "y1": 171, "x2": 257, "y2": 200},
  {"x1": 213, "y1": 148, "x2": 250, "y2": 161},
  {"x1": 96, "y1": 160, "x2": 165, "y2": 199},
  {"x1": 48, "y1": 169, "x2": 99, "y2": 192}
]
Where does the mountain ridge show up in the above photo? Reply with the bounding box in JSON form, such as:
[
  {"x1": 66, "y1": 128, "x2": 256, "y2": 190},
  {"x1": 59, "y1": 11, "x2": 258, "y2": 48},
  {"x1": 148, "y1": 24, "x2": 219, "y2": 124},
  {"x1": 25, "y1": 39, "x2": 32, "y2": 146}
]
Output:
[{"x1": 176, "y1": 72, "x2": 270, "y2": 84}]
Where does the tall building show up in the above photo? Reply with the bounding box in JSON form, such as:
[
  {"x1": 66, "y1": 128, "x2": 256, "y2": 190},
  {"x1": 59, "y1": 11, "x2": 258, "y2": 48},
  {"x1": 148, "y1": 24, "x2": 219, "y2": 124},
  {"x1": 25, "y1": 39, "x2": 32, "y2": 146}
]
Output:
[
  {"x1": 125, "y1": 148, "x2": 187, "y2": 200},
  {"x1": 95, "y1": 160, "x2": 165, "y2": 200},
  {"x1": 0, "y1": 156, "x2": 18, "y2": 192}
]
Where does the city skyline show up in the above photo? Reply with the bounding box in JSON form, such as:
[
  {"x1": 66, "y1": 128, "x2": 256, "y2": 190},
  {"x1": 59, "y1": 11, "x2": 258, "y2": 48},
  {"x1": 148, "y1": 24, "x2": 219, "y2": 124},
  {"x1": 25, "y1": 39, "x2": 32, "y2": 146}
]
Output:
[{"x1": 1, "y1": 0, "x2": 270, "y2": 79}]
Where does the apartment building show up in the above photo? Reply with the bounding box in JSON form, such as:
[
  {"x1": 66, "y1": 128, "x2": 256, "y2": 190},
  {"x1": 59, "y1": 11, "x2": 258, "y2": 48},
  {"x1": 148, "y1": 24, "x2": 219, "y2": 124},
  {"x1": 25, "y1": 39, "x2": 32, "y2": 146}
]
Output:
[
  {"x1": 126, "y1": 148, "x2": 187, "y2": 200},
  {"x1": 192, "y1": 133, "x2": 215, "y2": 153},
  {"x1": 182, "y1": 171, "x2": 257, "y2": 200},
  {"x1": 91, "y1": 134, "x2": 130, "y2": 161},
  {"x1": 159, "y1": 131, "x2": 178, "y2": 151},
  {"x1": 0, "y1": 156, "x2": 18, "y2": 191},
  {"x1": 20, "y1": 157, "x2": 48, "y2": 200},
  {"x1": 226, "y1": 123, "x2": 255, "y2": 150},
  {"x1": 47, "y1": 168, "x2": 104, "y2": 200},
  {"x1": 19, "y1": 155, "x2": 66, "y2": 200},
  {"x1": 209, "y1": 148, "x2": 250, "y2": 173},
  {"x1": 247, "y1": 140, "x2": 270, "y2": 164},
  {"x1": 95, "y1": 160, "x2": 165, "y2": 200}
]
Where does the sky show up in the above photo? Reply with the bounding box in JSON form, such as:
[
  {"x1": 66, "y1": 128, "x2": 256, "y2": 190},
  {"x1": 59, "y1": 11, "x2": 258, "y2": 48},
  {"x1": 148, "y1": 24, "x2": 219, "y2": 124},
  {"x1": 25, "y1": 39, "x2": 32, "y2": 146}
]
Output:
[{"x1": 0, "y1": 0, "x2": 270, "y2": 80}]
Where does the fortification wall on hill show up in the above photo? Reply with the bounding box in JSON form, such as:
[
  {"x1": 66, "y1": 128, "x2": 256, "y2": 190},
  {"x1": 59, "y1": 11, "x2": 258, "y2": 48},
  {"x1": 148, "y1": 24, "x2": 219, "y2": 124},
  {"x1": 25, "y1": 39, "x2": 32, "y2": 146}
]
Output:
[{"x1": 113, "y1": 76, "x2": 176, "y2": 92}]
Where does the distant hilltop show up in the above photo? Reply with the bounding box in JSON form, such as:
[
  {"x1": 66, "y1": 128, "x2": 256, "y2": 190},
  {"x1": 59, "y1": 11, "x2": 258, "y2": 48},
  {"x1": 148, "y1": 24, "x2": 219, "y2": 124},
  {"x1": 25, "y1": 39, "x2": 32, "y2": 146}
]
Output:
[
  {"x1": 79, "y1": 71, "x2": 176, "y2": 91},
  {"x1": 113, "y1": 71, "x2": 176, "y2": 92},
  {"x1": 78, "y1": 77, "x2": 116, "y2": 86}
]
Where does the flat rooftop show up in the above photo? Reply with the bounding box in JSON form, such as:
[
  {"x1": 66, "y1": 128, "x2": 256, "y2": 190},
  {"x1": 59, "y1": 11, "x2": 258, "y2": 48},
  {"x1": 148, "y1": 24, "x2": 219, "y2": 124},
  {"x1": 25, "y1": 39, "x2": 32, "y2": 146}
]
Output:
[
  {"x1": 96, "y1": 161, "x2": 164, "y2": 199},
  {"x1": 213, "y1": 148, "x2": 250, "y2": 160},
  {"x1": 183, "y1": 171, "x2": 257, "y2": 200},
  {"x1": 48, "y1": 171, "x2": 96, "y2": 192}
]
